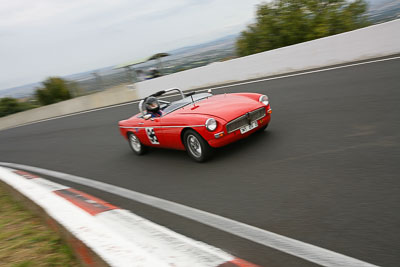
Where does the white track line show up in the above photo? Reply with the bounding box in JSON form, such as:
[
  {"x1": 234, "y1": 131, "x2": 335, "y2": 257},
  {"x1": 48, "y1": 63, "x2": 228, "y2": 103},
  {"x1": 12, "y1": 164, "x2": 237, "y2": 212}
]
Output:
[
  {"x1": 5, "y1": 55, "x2": 400, "y2": 130},
  {"x1": 0, "y1": 167, "x2": 236, "y2": 267},
  {"x1": 0, "y1": 162, "x2": 378, "y2": 267}
]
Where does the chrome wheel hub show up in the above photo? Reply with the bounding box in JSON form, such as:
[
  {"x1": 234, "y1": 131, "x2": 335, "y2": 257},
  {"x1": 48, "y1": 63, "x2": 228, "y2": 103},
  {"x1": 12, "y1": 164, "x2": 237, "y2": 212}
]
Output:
[
  {"x1": 187, "y1": 135, "x2": 202, "y2": 158},
  {"x1": 130, "y1": 134, "x2": 141, "y2": 152}
]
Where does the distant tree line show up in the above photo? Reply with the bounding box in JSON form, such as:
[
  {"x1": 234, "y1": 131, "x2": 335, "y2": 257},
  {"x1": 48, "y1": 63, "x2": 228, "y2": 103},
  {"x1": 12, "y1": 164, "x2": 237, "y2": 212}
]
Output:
[
  {"x1": 0, "y1": 77, "x2": 74, "y2": 118},
  {"x1": 236, "y1": 0, "x2": 370, "y2": 56},
  {"x1": 35, "y1": 77, "x2": 72, "y2": 106},
  {"x1": 0, "y1": 98, "x2": 37, "y2": 117}
]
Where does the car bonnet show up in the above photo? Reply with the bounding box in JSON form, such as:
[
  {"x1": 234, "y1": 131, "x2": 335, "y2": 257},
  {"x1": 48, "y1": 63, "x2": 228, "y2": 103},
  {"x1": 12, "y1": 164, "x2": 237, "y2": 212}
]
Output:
[{"x1": 174, "y1": 94, "x2": 263, "y2": 122}]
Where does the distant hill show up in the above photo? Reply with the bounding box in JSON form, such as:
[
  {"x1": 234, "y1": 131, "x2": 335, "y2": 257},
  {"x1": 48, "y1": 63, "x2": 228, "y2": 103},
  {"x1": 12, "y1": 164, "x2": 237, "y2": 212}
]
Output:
[
  {"x1": 0, "y1": 34, "x2": 239, "y2": 99},
  {"x1": 367, "y1": 0, "x2": 400, "y2": 23},
  {"x1": 367, "y1": 0, "x2": 397, "y2": 8},
  {"x1": 168, "y1": 34, "x2": 238, "y2": 56},
  {"x1": 2, "y1": 0, "x2": 399, "y2": 99},
  {"x1": 0, "y1": 82, "x2": 41, "y2": 99}
]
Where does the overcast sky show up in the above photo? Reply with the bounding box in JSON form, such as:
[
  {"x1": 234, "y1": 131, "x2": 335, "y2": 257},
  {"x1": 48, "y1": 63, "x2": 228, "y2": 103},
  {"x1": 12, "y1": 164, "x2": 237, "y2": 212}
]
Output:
[{"x1": 0, "y1": 0, "x2": 266, "y2": 90}]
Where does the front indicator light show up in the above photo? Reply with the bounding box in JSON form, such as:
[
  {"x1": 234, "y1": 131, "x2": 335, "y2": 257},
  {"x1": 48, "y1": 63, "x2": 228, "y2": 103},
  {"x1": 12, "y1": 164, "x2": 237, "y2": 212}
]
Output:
[
  {"x1": 214, "y1": 132, "x2": 224, "y2": 139},
  {"x1": 267, "y1": 108, "x2": 272, "y2": 114}
]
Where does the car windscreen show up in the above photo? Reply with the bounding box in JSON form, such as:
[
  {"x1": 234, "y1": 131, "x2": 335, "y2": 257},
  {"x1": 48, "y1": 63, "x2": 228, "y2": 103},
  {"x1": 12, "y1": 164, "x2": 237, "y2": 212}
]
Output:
[{"x1": 162, "y1": 93, "x2": 212, "y2": 115}]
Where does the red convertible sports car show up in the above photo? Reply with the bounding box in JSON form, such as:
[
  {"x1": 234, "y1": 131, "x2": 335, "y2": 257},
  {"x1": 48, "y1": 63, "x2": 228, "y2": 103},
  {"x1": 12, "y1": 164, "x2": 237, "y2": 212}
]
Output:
[{"x1": 119, "y1": 88, "x2": 272, "y2": 162}]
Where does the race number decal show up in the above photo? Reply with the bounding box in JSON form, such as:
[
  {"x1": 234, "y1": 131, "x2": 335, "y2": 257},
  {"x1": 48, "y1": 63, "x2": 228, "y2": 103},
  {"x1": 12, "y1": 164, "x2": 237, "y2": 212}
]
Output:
[{"x1": 145, "y1": 127, "x2": 159, "y2": 144}]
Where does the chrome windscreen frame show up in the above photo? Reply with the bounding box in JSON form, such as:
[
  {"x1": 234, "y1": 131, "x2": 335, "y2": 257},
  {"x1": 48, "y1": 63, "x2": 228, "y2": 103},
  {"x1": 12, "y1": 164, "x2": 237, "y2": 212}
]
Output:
[{"x1": 139, "y1": 88, "x2": 185, "y2": 116}]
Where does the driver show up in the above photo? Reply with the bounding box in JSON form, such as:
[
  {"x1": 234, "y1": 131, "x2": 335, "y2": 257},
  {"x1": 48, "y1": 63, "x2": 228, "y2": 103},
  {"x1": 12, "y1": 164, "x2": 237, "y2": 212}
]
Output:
[{"x1": 144, "y1": 96, "x2": 162, "y2": 117}]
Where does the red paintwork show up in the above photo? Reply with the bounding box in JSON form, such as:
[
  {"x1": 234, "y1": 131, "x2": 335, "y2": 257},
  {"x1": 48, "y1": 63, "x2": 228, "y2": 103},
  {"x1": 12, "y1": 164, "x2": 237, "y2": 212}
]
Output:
[{"x1": 118, "y1": 93, "x2": 271, "y2": 150}]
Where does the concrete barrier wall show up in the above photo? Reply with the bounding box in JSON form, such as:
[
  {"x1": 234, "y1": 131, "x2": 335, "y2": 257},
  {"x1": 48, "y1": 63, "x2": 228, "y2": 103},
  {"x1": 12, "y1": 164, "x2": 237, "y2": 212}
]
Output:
[
  {"x1": 1, "y1": 19, "x2": 399, "y2": 130},
  {"x1": 135, "y1": 19, "x2": 400, "y2": 98},
  {"x1": 0, "y1": 85, "x2": 137, "y2": 130}
]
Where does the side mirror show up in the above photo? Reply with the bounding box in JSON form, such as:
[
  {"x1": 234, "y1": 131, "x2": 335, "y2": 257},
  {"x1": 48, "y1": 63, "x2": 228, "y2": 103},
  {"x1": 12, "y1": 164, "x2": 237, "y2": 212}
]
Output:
[{"x1": 143, "y1": 114, "x2": 152, "y2": 120}]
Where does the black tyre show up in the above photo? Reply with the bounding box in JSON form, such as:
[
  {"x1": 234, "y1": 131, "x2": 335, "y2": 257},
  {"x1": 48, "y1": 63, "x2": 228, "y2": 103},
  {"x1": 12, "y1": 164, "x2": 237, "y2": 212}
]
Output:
[
  {"x1": 183, "y1": 130, "x2": 213, "y2": 162},
  {"x1": 128, "y1": 132, "x2": 147, "y2": 155}
]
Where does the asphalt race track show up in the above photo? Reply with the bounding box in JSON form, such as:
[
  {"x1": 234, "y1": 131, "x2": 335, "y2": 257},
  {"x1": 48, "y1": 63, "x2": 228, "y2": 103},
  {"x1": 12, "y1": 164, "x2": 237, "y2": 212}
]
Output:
[{"x1": 1, "y1": 57, "x2": 399, "y2": 266}]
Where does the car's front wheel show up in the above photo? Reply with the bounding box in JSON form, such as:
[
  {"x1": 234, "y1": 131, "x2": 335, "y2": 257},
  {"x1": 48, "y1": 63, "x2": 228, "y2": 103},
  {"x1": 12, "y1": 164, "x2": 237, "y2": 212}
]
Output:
[
  {"x1": 183, "y1": 130, "x2": 213, "y2": 162},
  {"x1": 128, "y1": 132, "x2": 147, "y2": 155}
]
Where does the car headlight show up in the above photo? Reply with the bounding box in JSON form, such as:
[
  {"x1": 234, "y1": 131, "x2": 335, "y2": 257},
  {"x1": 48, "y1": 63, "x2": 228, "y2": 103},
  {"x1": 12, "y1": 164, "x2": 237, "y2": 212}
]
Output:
[
  {"x1": 205, "y1": 118, "x2": 217, "y2": 131},
  {"x1": 259, "y1": 95, "x2": 269, "y2": 106}
]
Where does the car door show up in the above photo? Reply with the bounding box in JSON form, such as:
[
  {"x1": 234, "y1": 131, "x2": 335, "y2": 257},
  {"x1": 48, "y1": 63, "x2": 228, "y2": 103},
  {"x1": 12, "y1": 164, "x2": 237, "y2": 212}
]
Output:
[
  {"x1": 156, "y1": 114, "x2": 186, "y2": 150},
  {"x1": 136, "y1": 117, "x2": 162, "y2": 147}
]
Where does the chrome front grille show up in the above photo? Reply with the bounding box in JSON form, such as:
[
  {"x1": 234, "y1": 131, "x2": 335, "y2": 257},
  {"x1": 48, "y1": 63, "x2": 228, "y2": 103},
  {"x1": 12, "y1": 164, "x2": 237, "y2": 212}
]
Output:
[{"x1": 226, "y1": 107, "x2": 266, "y2": 133}]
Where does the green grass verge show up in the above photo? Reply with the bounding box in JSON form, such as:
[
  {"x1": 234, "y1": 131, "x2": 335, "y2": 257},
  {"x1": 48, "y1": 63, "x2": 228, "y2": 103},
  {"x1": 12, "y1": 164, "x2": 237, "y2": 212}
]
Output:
[{"x1": 0, "y1": 184, "x2": 79, "y2": 267}]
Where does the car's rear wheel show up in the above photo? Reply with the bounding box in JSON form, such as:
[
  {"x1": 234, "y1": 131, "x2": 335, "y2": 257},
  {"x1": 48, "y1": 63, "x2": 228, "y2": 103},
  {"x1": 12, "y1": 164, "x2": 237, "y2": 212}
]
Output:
[
  {"x1": 128, "y1": 132, "x2": 146, "y2": 155},
  {"x1": 183, "y1": 130, "x2": 212, "y2": 162}
]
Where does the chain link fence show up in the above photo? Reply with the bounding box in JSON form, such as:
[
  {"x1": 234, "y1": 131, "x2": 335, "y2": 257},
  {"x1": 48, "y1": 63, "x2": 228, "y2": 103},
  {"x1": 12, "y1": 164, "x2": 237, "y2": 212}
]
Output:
[
  {"x1": 65, "y1": 39, "x2": 237, "y2": 97},
  {"x1": 66, "y1": 67, "x2": 137, "y2": 97}
]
